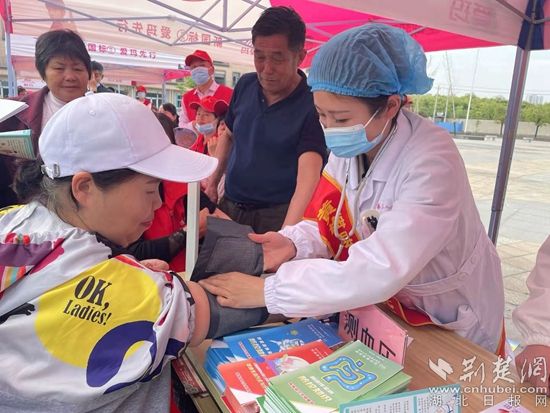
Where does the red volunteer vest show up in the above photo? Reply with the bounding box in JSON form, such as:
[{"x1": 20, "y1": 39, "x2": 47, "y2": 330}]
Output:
[{"x1": 182, "y1": 84, "x2": 233, "y2": 122}]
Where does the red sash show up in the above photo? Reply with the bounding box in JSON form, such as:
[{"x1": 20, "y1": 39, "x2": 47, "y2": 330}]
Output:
[
  {"x1": 303, "y1": 172, "x2": 507, "y2": 357},
  {"x1": 303, "y1": 172, "x2": 360, "y2": 261}
]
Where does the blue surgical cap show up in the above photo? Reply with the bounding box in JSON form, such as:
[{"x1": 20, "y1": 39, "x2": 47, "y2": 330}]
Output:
[{"x1": 308, "y1": 24, "x2": 433, "y2": 97}]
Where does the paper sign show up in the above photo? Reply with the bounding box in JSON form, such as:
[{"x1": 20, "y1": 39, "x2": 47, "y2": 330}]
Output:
[
  {"x1": 0, "y1": 129, "x2": 35, "y2": 159},
  {"x1": 338, "y1": 305, "x2": 408, "y2": 365}
]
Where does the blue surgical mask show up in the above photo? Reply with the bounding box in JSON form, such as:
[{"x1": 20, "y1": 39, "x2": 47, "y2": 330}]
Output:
[
  {"x1": 191, "y1": 67, "x2": 210, "y2": 86},
  {"x1": 196, "y1": 122, "x2": 216, "y2": 136},
  {"x1": 323, "y1": 110, "x2": 389, "y2": 158}
]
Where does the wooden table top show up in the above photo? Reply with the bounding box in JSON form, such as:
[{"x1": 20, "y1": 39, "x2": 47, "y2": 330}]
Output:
[
  {"x1": 383, "y1": 304, "x2": 547, "y2": 412},
  {"x1": 186, "y1": 308, "x2": 549, "y2": 412}
]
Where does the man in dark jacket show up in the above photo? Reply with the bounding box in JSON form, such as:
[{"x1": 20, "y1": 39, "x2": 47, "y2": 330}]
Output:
[{"x1": 89, "y1": 61, "x2": 115, "y2": 93}]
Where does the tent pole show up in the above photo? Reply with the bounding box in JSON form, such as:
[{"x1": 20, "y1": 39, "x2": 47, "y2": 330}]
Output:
[
  {"x1": 4, "y1": 0, "x2": 16, "y2": 97},
  {"x1": 488, "y1": 0, "x2": 537, "y2": 245},
  {"x1": 162, "y1": 80, "x2": 166, "y2": 103},
  {"x1": 184, "y1": 181, "x2": 200, "y2": 278},
  {"x1": 464, "y1": 49, "x2": 480, "y2": 133},
  {"x1": 487, "y1": 46, "x2": 530, "y2": 244}
]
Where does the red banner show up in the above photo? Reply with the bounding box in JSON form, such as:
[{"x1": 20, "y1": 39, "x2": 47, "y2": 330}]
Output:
[{"x1": 163, "y1": 69, "x2": 190, "y2": 81}]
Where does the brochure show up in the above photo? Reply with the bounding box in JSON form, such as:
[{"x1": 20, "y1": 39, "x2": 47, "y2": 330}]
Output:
[
  {"x1": 220, "y1": 341, "x2": 333, "y2": 413},
  {"x1": 0, "y1": 99, "x2": 28, "y2": 123},
  {"x1": 225, "y1": 318, "x2": 342, "y2": 361},
  {"x1": 0, "y1": 129, "x2": 35, "y2": 159},
  {"x1": 266, "y1": 341, "x2": 407, "y2": 412},
  {"x1": 339, "y1": 384, "x2": 461, "y2": 413}
]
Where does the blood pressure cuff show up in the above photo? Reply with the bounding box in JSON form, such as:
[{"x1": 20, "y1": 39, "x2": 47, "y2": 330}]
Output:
[
  {"x1": 190, "y1": 217, "x2": 263, "y2": 282},
  {"x1": 205, "y1": 291, "x2": 269, "y2": 338}
]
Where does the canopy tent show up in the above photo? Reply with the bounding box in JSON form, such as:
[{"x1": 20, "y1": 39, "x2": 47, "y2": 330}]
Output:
[
  {"x1": 272, "y1": 0, "x2": 501, "y2": 67},
  {"x1": 1, "y1": 0, "x2": 271, "y2": 86},
  {"x1": 313, "y1": 0, "x2": 550, "y2": 49},
  {"x1": 2, "y1": 0, "x2": 521, "y2": 85},
  {"x1": 1, "y1": 0, "x2": 548, "y2": 255}
]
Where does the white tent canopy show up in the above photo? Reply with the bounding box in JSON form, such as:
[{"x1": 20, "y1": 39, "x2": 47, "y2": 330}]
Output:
[
  {"x1": 315, "y1": 0, "x2": 533, "y2": 46},
  {"x1": 9, "y1": 0, "x2": 268, "y2": 69},
  {"x1": 5, "y1": 0, "x2": 271, "y2": 85}
]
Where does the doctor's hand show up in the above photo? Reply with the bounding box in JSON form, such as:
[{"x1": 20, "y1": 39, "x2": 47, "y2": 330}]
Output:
[
  {"x1": 199, "y1": 272, "x2": 266, "y2": 308},
  {"x1": 248, "y1": 232, "x2": 296, "y2": 272},
  {"x1": 515, "y1": 344, "x2": 550, "y2": 394}
]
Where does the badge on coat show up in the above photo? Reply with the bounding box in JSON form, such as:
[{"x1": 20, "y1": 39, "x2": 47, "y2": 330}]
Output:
[{"x1": 360, "y1": 209, "x2": 380, "y2": 238}]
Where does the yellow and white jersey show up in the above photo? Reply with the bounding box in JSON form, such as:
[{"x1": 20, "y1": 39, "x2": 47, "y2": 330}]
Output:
[{"x1": 0, "y1": 202, "x2": 194, "y2": 409}]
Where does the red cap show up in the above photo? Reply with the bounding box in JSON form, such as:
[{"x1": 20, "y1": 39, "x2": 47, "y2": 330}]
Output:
[
  {"x1": 185, "y1": 50, "x2": 213, "y2": 66},
  {"x1": 136, "y1": 85, "x2": 147, "y2": 93},
  {"x1": 189, "y1": 96, "x2": 228, "y2": 117}
]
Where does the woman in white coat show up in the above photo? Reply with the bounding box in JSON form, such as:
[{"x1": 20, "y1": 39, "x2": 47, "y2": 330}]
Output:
[
  {"x1": 200, "y1": 24, "x2": 506, "y2": 353},
  {"x1": 513, "y1": 236, "x2": 550, "y2": 393}
]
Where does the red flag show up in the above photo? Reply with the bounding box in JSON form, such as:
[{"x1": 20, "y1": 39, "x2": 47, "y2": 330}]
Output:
[{"x1": 163, "y1": 69, "x2": 190, "y2": 81}]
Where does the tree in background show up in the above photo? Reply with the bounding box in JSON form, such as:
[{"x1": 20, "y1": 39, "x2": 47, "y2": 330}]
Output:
[
  {"x1": 176, "y1": 77, "x2": 196, "y2": 94},
  {"x1": 410, "y1": 94, "x2": 550, "y2": 139},
  {"x1": 412, "y1": 94, "x2": 510, "y2": 121},
  {"x1": 522, "y1": 103, "x2": 550, "y2": 139},
  {"x1": 493, "y1": 102, "x2": 507, "y2": 136}
]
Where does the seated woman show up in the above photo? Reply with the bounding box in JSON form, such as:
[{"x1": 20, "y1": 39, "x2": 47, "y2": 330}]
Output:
[
  {"x1": 200, "y1": 24, "x2": 506, "y2": 354},
  {"x1": 513, "y1": 235, "x2": 550, "y2": 394},
  {"x1": 0, "y1": 93, "x2": 215, "y2": 412}
]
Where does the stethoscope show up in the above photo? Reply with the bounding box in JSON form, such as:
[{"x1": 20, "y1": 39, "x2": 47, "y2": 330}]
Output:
[{"x1": 333, "y1": 121, "x2": 399, "y2": 260}]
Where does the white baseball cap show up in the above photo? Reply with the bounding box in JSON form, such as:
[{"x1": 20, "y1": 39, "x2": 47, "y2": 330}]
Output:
[{"x1": 39, "y1": 93, "x2": 217, "y2": 182}]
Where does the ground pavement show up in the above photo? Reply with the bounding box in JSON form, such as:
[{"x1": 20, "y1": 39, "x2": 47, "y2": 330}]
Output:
[{"x1": 455, "y1": 137, "x2": 550, "y2": 346}]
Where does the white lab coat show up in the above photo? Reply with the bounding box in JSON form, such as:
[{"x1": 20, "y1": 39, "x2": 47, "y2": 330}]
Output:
[
  {"x1": 513, "y1": 235, "x2": 550, "y2": 347},
  {"x1": 266, "y1": 110, "x2": 504, "y2": 352}
]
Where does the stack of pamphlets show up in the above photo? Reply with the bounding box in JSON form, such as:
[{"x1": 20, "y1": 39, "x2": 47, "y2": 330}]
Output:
[
  {"x1": 203, "y1": 319, "x2": 343, "y2": 394},
  {"x1": 262, "y1": 341, "x2": 411, "y2": 412},
  {"x1": 220, "y1": 341, "x2": 334, "y2": 413}
]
